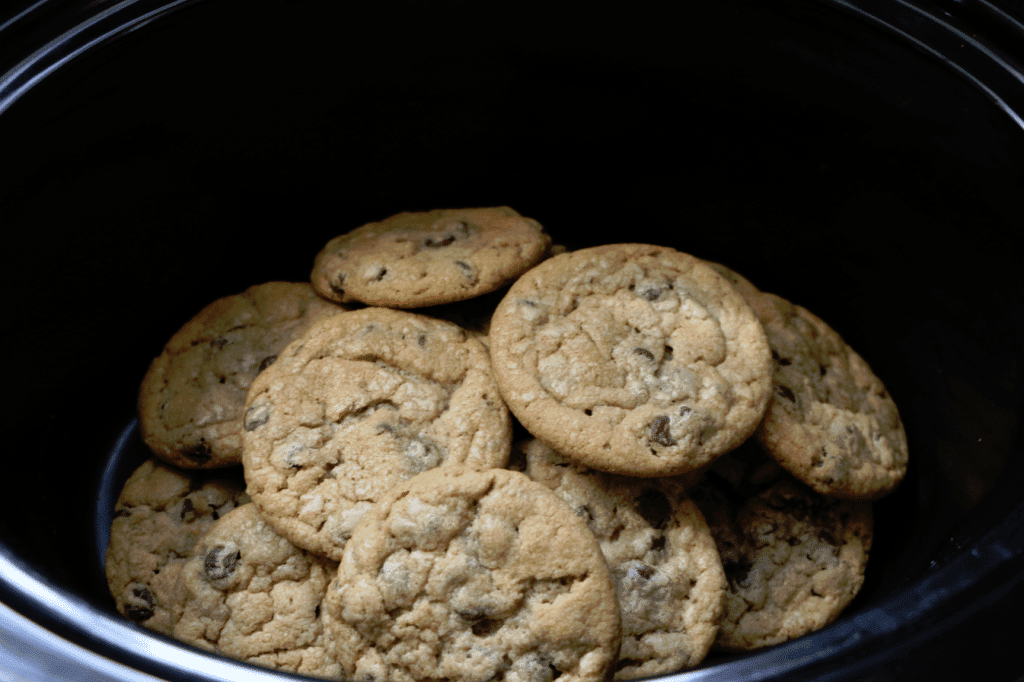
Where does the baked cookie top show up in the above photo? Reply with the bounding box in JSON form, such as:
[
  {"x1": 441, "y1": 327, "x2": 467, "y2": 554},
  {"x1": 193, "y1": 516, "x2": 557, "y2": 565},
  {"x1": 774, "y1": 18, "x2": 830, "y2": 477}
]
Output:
[
  {"x1": 138, "y1": 282, "x2": 345, "y2": 469},
  {"x1": 321, "y1": 465, "x2": 623, "y2": 682},
  {"x1": 708, "y1": 263, "x2": 908, "y2": 499},
  {"x1": 242, "y1": 307, "x2": 512, "y2": 561},
  {"x1": 691, "y1": 464, "x2": 873, "y2": 652},
  {"x1": 173, "y1": 503, "x2": 341, "y2": 679},
  {"x1": 488, "y1": 244, "x2": 773, "y2": 477},
  {"x1": 104, "y1": 458, "x2": 247, "y2": 634},
  {"x1": 523, "y1": 439, "x2": 725, "y2": 679},
  {"x1": 311, "y1": 207, "x2": 551, "y2": 308}
]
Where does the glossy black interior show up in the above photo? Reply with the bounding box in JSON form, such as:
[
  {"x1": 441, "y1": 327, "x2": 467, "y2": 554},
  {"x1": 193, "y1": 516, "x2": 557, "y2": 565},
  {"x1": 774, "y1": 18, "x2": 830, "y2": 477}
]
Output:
[{"x1": 1, "y1": 1, "x2": 1022, "y2": 680}]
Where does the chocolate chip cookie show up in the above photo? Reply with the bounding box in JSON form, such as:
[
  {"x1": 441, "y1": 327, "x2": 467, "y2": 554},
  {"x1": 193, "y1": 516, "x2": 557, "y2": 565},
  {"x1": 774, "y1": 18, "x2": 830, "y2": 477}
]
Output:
[
  {"x1": 173, "y1": 503, "x2": 342, "y2": 678},
  {"x1": 105, "y1": 458, "x2": 247, "y2": 634},
  {"x1": 522, "y1": 439, "x2": 725, "y2": 679},
  {"x1": 691, "y1": 460, "x2": 873, "y2": 651},
  {"x1": 708, "y1": 263, "x2": 908, "y2": 499},
  {"x1": 138, "y1": 282, "x2": 345, "y2": 469},
  {"x1": 321, "y1": 465, "x2": 623, "y2": 682},
  {"x1": 242, "y1": 307, "x2": 512, "y2": 561},
  {"x1": 489, "y1": 244, "x2": 773, "y2": 477},
  {"x1": 310, "y1": 207, "x2": 551, "y2": 308}
]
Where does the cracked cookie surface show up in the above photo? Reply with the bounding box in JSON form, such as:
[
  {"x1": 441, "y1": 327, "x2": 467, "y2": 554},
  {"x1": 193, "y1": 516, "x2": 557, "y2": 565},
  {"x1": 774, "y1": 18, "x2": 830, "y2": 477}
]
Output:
[
  {"x1": 138, "y1": 282, "x2": 345, "y2": 469},
  {"x1": 522, "y1": 439, "x2": 724, "y2": 679},
  {"x1": 321, "y1": 465, "x2": 622, "y2": 682},
  {"x1": 242, "y1": 308, "x2": 512, "y2": 561},
  {"x1": 173, "y1": 503, "x2": 342, "y2": 678},
  {"x1": 311, "y1": 207, "x2": 551, "y2": 308},
  {"x1": 105, "y1": 458, "x2": 247, "y2": 634},
  {"x1": 691, "y1": 463, "x2": 872, "y2": 651},
  {"x1": 488, "y1": 244, "x2": 772, "y2": 477},
  {"x1": 708, "y1": 263, "x2": 908, "y2": 499}
]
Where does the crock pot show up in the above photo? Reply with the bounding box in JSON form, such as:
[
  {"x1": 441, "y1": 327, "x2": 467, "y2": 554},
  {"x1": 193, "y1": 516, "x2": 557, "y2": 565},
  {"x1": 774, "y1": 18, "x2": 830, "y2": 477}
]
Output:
[{"x1": 1, "y1": 0, "x2": 1022, "y2": 680}]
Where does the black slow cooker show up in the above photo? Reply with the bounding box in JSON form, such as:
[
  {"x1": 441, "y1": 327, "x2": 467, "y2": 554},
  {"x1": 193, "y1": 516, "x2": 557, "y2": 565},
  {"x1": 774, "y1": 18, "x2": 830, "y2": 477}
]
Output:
[{"x1": 1, "y1": 1, "x2": 1022, "y2": 680}]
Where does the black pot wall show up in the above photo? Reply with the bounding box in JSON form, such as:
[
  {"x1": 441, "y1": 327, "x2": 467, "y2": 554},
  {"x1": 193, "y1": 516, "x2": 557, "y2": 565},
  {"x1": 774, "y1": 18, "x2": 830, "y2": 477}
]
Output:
[{"x1": 1, "y1": 1, "x2": 1022, "y2": 680}]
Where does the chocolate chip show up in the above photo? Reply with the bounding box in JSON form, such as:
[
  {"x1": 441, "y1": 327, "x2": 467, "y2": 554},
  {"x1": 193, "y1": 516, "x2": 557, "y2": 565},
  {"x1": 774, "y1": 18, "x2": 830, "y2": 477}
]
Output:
[
  {"x1": 244, "y1": 404, "x2": 271, "y2": 431},
  {"x1": 257, "y1": 355, "x2": 277, "y2": 373},
  {"x1": 775, "y1": 385, "x2": 797, "y2": 403},
  {"x1": 634, "y1": 488, "x2": 672, "y2": 528},
  {"x1": 641, "y1": 288, "x2": 662, "y2": 301},
  {"x1": 182, "y1": 441, "x2": 212, "y2": 464},
  {"x1": 648, "y1": 415, "x2": 676, "y2": 447},
  {"x1": 633, "y1": 348, "x2": 655, "y2": 361},
  {"x1": 636, "y1": 564, "x2": 657, "y2": 580},
  {"x1": 418, "y1": 334, "x2": 427, "y2": 348},
  {"x1": 204, "y1": 545, "x2": 240, "y2": 580},
  {"x1": 455, "y1": 260, "x2": 473, "y2": 274},
  {"x1": 123, "y1": 584, "x2": 156, "y2": 621},
  {"x1": 180, "y1": 498, "x2": 196, "y2": 522},
  {"x1": 113, "y1": 508, "x2": 131, "y2": 519},
  {"x1": 520, "y1": 299, "x2": 537, "y2": 307},
  {"x1": 424, "y1": 235, "x2": 457, "y2": 248},
  {"x1": 374, "y1": 267, "x2": 387, "y2": 281},
  {"x1": 663, "y1": 345, "x2": 674, "y2": 361},
  {"x1": 679, "y1": 405, "x2": 692, "y2": 417},
  {"x1": 330, "y1": 273, "x2": 346, "y2": 297},
  {"x1": 471, "y1": 617, "x2": 505, "y2": 637},
  {"x1": 771, "y1": 349, "x2": 791, "y2": 366},
  {"x1": 819, "y1": 364, "x2": 828, "y2": 376},
  {"x1": 574, "y1": 505, "x2": 595, "y2": 521},
  {"x1": 650, "y1": 535, "x2": 667, "y2": 551},
  {"x1": 210, "y1": 338, "x2": 228, "y2": 350},
  {"x1": 457, "y1": 607, "x2": 490, "y2": 622}
]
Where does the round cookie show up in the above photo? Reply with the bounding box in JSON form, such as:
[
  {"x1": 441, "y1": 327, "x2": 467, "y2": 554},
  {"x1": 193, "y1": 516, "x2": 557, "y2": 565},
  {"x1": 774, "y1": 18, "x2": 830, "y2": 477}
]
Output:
[
  {"x1": 522, "y1": 439, "x2": 725, "y2": 679},
  {"x1": 707, "y1": 262, "x2": 908, "y2": 499},
  {"x1": 488, "y1": 243, "x2": 773, "y2": 478},
  {"x1": 321, "y1": 465, "x2": 623, "y2": 682},
  {"x1": 691, "y1": 463, "x2": 873, "y2": 651},
  {"x1": 104, "y1": 458, "x2": 248, "y2": 634},
  {"x1": 242, "y1": 307, "x2": 512, "y2": 561},
  {"x1": 310, "y1": 207, "x2": 551, "y2": 308},
  {"x1": 173, "y1": 503, "x2": 342, "y2": 679},
  {"x1": 138, "y1": 282, "x2": 346, "y2": 469}
]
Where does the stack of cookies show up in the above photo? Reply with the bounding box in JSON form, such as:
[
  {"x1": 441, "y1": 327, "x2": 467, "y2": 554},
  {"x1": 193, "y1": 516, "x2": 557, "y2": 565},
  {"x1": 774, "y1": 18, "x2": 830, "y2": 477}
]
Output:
[{"x1": 107, "y1": 207, "x2": 908, "y2": 681}]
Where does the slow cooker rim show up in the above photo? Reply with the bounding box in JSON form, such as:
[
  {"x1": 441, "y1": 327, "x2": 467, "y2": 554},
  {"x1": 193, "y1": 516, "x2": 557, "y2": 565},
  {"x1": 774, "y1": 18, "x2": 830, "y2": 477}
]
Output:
[{"x1": 2, "y1": 0, "x2": 1024, "y2": 127}]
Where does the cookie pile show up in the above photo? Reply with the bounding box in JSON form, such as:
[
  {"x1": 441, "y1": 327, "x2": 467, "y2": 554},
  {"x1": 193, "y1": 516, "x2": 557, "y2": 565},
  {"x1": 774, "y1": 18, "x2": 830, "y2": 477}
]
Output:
[{"x1": 107, "y1": 207, "x2": 908, "y2": 681}]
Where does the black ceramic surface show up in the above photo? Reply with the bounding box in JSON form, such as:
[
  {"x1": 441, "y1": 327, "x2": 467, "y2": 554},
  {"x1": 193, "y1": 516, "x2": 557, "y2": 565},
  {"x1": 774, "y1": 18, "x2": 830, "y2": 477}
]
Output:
[{"x1": 1, "y1": 1, "x2": 1022, "y2": 681}]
